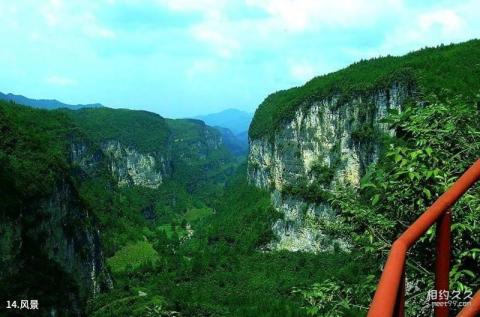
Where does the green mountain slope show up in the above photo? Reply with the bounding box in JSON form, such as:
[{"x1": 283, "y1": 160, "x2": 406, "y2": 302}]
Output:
[
  {"x1": 2, "y1": 39, "x2": 480, "y2": 317},
  {"x1": 0, "y1": 101, "x2": 238, "y2": 315},
  {"x1": 66, "y1": 107, "x2": 171, "y2": 153},
  {"x1": 0, "y1": 101, "x2": 112, "y2": 315},
  {"x1": 88, "y1": 167, "x2": 371, "y2": 317},
  {"x1": 250, "y1": 39, "x2": 480, "y2": 139},
  {"x1": 246, "y1": 39, "x2": 480, "y2": 316}
]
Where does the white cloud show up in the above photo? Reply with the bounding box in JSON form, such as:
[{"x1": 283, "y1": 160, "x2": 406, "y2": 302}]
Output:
[
  {"x1": 191, "y1": 22, "x2": 240, "y2": 58},
  {"x1": 38, "y1": 0, "x2": 115, "y2": 39},
  {"x1": 245, "y1": 0, "x2": 404, "y2": 32},
  {"x1": 187, "y1": 59, "x2": 218, "y2": 78},
  {"x1": 156, "y1": 0, "x2": 227, "y2": 18},
  {"x1": 81, "y1": 13, "x2": 116, "y2": 38},
  {"x1": 419, "y1": 10, "x2": 463, "y2": 35},
  {"x1": 289, "y1": 62, "x2": 316, "y2": 81},
  {"x1": 41, "y1": 0, "x2": 64, "y2": 26},
  {"x1": 343, "y1": 0, "x2": 480, "y2": 60},
  {"x1": 46, "y1": 75, "x2": 77, "y2": 86},
  {"x1": 158, "y1": 0, "x2": 406, "y2": 59}
]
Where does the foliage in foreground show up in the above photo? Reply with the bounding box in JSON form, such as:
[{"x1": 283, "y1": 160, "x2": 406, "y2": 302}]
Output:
[{"x1": 296, "y1": 93, "x2": 480, "y2": 316}]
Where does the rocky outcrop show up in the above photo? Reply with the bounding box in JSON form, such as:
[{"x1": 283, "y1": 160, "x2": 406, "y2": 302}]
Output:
[
  {"x1": 71, "y1": 140, "x2": 168, "y2": 189},
  {"x1": 70, "y1": 118, "x2": 232, "y2": 192},
  {"x1": 70, "y1": 141, "x2": 104, "y2": 176},
  {"x1": 248, "y1": 83, "x2": 414, "y2": 252},
  {"x1": 268, "y1": 191, "x2": 349, "y2": 252},
  {"x1": 102, "y1": 140, "x2": 167, "y2": 189}
]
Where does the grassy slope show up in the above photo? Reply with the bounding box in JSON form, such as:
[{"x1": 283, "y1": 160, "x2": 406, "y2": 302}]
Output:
[{"x1": 250, "y1": 39, "x2": 480, "y2": 139}]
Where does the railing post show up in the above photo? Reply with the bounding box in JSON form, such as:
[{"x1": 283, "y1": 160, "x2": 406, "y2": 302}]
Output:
[
  {"x1": 393, "y1": 268, "x2": 405, "y2": 317},
  {"x1": 435, "y1": 209, "x2": 451, "y2": 317},
  {"x1": 393, "y1": 269, "x2": 406, "y2": 317}
]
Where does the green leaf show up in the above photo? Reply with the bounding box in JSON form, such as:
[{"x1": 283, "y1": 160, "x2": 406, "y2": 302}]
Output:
[
  {"x1": 360, "y1": 182, "x2": 376, "y2": 190},
  {"x1": 422, "y1": 188, "x2": 432, "y2": 199}
]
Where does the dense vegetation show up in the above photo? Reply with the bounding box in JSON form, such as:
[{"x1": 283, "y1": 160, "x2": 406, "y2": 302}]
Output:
[
  {"x1": 0, "y1": 101, "x2": 87, "y2": 313},
  {"x1": 1, "y1": 100, "x2": 371, "y2": 316},
  {"x1": 0, "y1": 101, "x2": 242, "y2": 315},
  {"x1": 250, "y1": 39, "x2": 480, "y2": 139},
  {"x1": 295, "y1": 93, "x2": 480, "y2": 316},
  {"x1": 88, "y1": 168, "x2": 373, "y2": 316},
  {"x1": 66, "y1": 107, "x2": 171, "y2": 153},
  {"x1": 2, "y1": 40, "x2": 480, "y2": 317}
]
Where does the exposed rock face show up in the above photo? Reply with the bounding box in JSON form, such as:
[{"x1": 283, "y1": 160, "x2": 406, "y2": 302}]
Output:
[
  {"x1": 248, "y1": 83, "x2": 413, "y2": 252},
  {"x1": 0, "y1": 178, "x2": 114, "y2": 316},
  {"x1": 70, "y1": 141, "x2": 104, "y2": 175},
  {"x1": 269, "y1": 191, "x2": 344, "y2": 252},
  {"x1": 102, "y1": 140, "x2": 167, "y2": 189},
  {"x1": 41, "y1": 179, "x2": 113, "y2": 299},
  {"x1": 71, "y1": 140, "x2": 168, "y2": 189}
]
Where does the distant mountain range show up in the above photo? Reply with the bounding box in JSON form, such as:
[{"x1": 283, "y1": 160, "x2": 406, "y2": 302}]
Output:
[
  {"x1": 0, "y1": 92, "x2": 103, "y2": 110},
  {"x1": 195, "y1": 109, "x2": 253, "y2": 156},
  {"x1": 1, "y1": 91, "x2": 252, "y2": 157},
  {"x1": 195, "y1": 108, "x2": 253, "y2": 135}
]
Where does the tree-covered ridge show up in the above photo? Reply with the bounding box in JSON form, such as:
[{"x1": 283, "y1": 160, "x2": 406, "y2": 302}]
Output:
[
  {"x1": 65, "y1": 107, "x2": 171, "y2": 153},
  {"x1": 0, "y1": 100, "x2": 74, "y2": 201},
  {"x1": 0, "y1": 100, "x2": 241, "y2": 315},
  {"x1": 249, "y1": 39, "x2": 480, "y2": 139},
  {"x1": 0, "y1": 100, "x2": 367, "y2": 316},
  {"x1": 0, "y1": 100, "x2": 105, "y2": 313},
  {"x1": 166, "y1": 118, "x2": 237, "y2": 193}
]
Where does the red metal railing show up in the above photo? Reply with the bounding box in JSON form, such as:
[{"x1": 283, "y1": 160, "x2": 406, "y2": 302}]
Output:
[{"x1": 368, "y1": 159, "x2": 480, "y2": 317}]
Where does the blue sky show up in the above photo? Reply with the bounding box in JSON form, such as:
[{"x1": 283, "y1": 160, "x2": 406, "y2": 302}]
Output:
[{"x1": 0, "y1": 0, "x2": 479, "y2": 118}]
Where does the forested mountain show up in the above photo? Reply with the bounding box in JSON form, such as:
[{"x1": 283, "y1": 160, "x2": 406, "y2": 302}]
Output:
[
  {"x1": 0, "y1": 102, "x2": 237, "y2": 315},
  {"x1": 1, "y1": 40, "x2": 479, "y2": 316},
  {"x1": 0, "y1": 92, "x2": 103, "y2": 110},
  {"x1": 247, "y1": 39, "x2": 480, "y2": 315}
]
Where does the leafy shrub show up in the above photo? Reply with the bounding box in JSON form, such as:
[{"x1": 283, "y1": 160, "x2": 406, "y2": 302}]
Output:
[{"x1": 326, "y1": 93, "x2": 480, "y2": 315}]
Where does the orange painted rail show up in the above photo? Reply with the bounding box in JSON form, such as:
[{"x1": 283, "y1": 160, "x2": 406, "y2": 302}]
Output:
[{"x1": 368, "y1": 159, "x2": 480, "y2": 317}]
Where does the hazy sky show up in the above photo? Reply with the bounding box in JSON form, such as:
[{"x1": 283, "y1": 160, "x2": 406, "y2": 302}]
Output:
[{"x1": 0, "y1": 0, "x2": 479, "y2": 118}]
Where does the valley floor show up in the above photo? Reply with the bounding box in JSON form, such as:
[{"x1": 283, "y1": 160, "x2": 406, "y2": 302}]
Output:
[{"x1": 87, "y1": 172, "x2": 374, "y2": 317}]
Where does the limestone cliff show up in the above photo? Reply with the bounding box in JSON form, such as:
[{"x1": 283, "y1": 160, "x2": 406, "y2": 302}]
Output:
[
  {"x1": 0, "y1": 102, "x2": 234, "y2": 316},
  {"x1": 40, "y1": 178, "x2": 113, "y2": 299},
  {"x1": 248, "y1": 83, "x2": 414, "y2": 252},
  {"x1": 0, "y1": 176, "x2": 113, "y2": 316},
  {"x1": 71, "y1": 119, "x2": 229, "y2": 191},
  {"x1": 102, "y1": 140, "x2": 167, "y2": 189}
]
